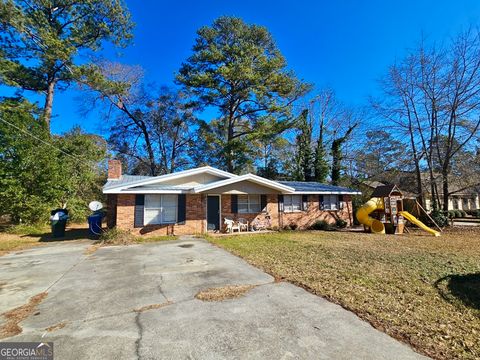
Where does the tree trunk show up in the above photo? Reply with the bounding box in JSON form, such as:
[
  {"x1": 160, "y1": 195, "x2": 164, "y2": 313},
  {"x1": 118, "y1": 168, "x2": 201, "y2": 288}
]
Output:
[
  {"x1": 43, "y1": 80, "x2": 56, "y2": 131},
  {"x1": 137, "y1": 121, "x2": 156, "y2": 176},
  {"x1": 226, "y1": 113, "x2": 235, "y2": 173},
  {"x1": 442, "y1": 167, "x2": 449, "y2": 211},
  {"x1": 408, "y1": 124, "x2": 424, "y2": 207}
]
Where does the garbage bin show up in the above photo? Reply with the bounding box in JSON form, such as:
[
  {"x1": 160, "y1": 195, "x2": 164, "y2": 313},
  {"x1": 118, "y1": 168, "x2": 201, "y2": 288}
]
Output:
[
  {"x1": 50, "y1": 209, "x2": 69, "y2": 238},
  {"x1": 88, "y1": 211, "x2": 104, "y2": 237}
]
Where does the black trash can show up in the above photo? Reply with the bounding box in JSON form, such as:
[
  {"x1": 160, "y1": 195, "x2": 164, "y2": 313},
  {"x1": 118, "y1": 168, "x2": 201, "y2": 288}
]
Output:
[
  {"x1": 50, "y1": 209, "x2": 69, "y2": 238},
  {"x1": 88, "y1": 212, "x2": 104, "y2": 237}
]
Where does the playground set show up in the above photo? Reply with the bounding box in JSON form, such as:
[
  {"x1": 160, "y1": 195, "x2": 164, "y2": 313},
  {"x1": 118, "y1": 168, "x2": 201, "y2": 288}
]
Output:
[{"x1": 356, "y1": 184, "x2": 440, "y2": 236}]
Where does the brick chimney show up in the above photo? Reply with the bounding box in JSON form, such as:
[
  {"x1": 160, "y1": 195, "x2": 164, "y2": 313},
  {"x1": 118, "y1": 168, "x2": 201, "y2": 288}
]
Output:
[{"x1": 108, "y1": 159, "x2": 122, "y2": 180}]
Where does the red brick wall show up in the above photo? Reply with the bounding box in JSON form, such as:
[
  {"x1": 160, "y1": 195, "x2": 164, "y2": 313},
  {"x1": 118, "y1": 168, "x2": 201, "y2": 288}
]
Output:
[
  {"x1": 116, "y1": 194, "x2": 206, "y2": 236},
  {"x1": 106, "y1": 194, "x2": 117, "y2": 228},
  {"x1": 114, "y1": 193, "x2": 353, "y2": 235},
  {"x1": 280, "y1": 195, "x2": 353, "y2": 229},
  {"x1": 107, "y1": 160, "x2": 122, "y2": 179}
]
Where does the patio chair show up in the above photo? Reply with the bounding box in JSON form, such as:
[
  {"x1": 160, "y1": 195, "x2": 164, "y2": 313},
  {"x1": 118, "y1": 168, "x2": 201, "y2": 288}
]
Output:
[
  {"x1": 237, "y1": 218, "x2": 249, "y2": 232},
  {"x1": 224, "y1": 217, "x2": 240, "y2": 233}
]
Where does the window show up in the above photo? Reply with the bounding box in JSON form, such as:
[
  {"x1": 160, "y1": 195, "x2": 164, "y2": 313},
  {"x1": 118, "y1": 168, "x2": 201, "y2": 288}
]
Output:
[
  {"x1": 144, "y1": 195, "x2": 177, "y2": 225},
  {"x1": 452, "y1": 198, "x2": 459, "y2": 210},
  {"x1": 284, "y1": 195, "x2": 302, "y2": 212},
  {"x1": 321, "y1": 195, "x2": 339, "y2": 210},
  {"x1": 238, "y1": 195, "x2": 262, "y2": 213}
]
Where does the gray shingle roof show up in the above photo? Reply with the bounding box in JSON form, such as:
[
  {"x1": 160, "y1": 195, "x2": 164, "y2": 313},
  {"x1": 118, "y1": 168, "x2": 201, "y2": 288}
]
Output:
[{"x1": 278, "y1": 181, "x2": 360, "y2": 194}]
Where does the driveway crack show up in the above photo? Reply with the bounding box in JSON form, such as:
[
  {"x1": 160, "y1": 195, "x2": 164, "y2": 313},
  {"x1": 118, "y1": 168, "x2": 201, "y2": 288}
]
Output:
[
  {"x1": 45, "y1": 253, "x2": 88, "y2": 292},
  {"x1": 156, "y1": 274, "x2": 169, "y2": 302},
  {"x1": 134, "y1": 311, "x2": 144, "y2": 360}
]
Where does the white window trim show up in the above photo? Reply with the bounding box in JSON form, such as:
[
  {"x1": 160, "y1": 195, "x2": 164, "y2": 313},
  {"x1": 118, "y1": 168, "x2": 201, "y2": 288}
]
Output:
[
  {"x1": 322, "y1": 194, "x2": 340, "y2": 211},
  {"x1": 144, "y1": 195, "x2": 178, "y2": 225},
  {"x1": 238, "y1": 195, "x2": 263, "y2": 214},
  {"x1": 284, "y1": 195, "x2": 303, "y2": 213}
]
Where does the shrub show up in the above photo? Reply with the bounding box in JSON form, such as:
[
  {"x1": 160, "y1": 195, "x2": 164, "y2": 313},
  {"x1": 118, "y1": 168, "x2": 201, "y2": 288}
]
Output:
[
  {"x1": 459, "y1": 210, "x2": 467, "y2": 218},
  {"x1": 454, "y1": 210, "x2": 462, "y2": 218},
  {"x1": 473, "y1": 209, "x2": 480, "y2": 218},
  {"x1": 282, "y1": 225, "x2": 292, "y2": 231},
  {"x1": 310, "y1": 220, "x2": 334, "y2": 231},
  {"x1": 447, "y1": 210, "x2": 456, "y2": 219},
  {"x1": 429, "y1": 210, "x2": 449, "y2": 228},
  {"x1": 99, "y1": 228, "x2": 136, "y2": 245},
  {"x1": 290, "y1": 224, "x2": 298, "y2": 230},
  {"x1": 335, "y1": 219, "x2": 347, "y2": 228}
]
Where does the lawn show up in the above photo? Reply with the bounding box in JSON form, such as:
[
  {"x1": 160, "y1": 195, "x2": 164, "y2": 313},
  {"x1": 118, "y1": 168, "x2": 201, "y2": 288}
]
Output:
[{"x1": 209, "y1": 228, "x2": 480, "y2": 360}]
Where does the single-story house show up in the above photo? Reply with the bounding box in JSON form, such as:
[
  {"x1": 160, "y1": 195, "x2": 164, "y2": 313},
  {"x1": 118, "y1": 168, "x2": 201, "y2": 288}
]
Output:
[{"x1": 103, "y1": 160, "x2": 361, "y2": 236}]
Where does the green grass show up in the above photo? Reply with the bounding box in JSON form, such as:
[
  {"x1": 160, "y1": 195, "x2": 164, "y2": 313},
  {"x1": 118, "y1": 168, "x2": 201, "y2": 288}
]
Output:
[{"x1": 209, "y1": 228, "x2": 480, "y2": 360}]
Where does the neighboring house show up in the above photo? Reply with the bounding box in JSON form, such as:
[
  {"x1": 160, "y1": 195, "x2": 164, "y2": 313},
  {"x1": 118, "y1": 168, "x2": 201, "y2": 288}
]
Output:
[
  {"x1": 103, "y1": 160, "x2": 361, "y2": 236},
  {"x1": 362, "y1": 177, "x2": 480, "y2": 211}
]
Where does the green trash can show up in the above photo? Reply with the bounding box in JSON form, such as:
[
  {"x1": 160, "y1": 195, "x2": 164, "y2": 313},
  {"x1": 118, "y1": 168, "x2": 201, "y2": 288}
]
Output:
[{"x1": 50, "y1": 209, "x2": 69, "y2": 238}]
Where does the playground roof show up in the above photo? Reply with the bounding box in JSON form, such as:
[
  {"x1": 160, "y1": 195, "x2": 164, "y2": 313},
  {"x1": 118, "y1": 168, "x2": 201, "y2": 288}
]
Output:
[{"x1": 371, "y1": 184, "x2": 403, "y2": 197}]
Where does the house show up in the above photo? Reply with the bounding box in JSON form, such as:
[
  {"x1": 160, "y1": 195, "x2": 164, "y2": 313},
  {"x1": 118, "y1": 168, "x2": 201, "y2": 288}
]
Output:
[{"x1": 103, "y1": 160, "x2": 361, "y2": 236}]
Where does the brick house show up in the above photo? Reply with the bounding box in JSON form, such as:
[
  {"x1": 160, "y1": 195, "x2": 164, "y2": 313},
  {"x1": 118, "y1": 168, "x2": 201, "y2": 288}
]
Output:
[{"x1": 103, "y1": 160, "x2": 361, "y2": 236}]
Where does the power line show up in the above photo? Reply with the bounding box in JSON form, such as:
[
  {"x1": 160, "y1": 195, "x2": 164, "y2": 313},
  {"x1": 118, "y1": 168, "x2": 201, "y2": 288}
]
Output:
[{"x1": 0, "y1": 116, "x2": 92, "y2": 165}]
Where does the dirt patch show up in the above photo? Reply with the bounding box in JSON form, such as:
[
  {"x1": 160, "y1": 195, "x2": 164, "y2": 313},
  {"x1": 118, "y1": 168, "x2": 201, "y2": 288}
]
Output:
[
  {"x1": 45, "y1": 322, "x2": 66, "y2": 332},
  {"x1": 178, "y1": 244, "x2": 194, "y2": 248},
  {"x1": 134, "y1": 301, "x2": 172, "y2": 313},
  {"x1": 0, "y1": 292, "x2": 48, "y2": 339},
  {"x1": 195, "y1": 285, "x2": 256, "y2": 302},
  {"x1": 84, "y1": 244, "x2": 100, "y2": 255}
]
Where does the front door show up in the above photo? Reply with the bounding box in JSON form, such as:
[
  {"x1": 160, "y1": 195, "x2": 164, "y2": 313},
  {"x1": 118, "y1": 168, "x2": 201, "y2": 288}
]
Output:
[{"x1": 207, "y1": 196, "x2": 220, "y2": 231}]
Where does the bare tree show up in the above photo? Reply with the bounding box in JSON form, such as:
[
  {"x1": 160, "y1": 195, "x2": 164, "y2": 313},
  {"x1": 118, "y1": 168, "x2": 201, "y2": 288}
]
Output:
[
  {"x1": 434, "y1": 30, "x2": 480, "y2": 210},
  {"x1": 373, "y1": 29, "x2": 480, "y2": 211},
  {"x1": 80, "y1": 62, "x2": 196, "y2": 176}
]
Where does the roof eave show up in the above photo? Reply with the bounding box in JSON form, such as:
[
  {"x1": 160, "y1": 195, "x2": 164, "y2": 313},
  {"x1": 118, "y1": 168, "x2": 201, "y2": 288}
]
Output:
[
  {"x1": 103, "y1": 189, "x2": 191, "y2": 194},
  {"x1": 193, "y1": 174, "x2": 296, "y2": 194},
  {"x1": 103, "y1": 166, "x2": 237, "y2": 192},
  {"x1": 292, "y1": 191, "x2": 362, "y2": 195}
]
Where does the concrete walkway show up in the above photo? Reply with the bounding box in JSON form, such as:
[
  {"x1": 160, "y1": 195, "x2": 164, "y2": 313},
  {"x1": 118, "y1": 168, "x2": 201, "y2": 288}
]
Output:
[{"x1": 0, "y1": 238, "x2": 426, "y2": 359}]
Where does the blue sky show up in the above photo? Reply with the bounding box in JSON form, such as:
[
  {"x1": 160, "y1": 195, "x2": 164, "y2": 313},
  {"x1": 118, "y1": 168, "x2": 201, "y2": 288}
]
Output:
[{"x1": 4, "y1": 0, "x2": 480, "y2": 135}]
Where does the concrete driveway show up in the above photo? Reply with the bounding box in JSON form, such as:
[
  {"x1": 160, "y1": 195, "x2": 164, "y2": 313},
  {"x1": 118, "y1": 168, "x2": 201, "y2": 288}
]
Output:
[{"x1": 0, "y1": 237, "x2": 426, "y2": 359}]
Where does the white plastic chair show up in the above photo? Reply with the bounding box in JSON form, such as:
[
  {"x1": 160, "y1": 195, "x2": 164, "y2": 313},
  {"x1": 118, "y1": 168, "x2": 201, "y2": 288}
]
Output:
[
  {"x1": 224, "y1": 217, "x2": 240, "y2": 233},
  {"x1": 238, "y1": 218, "x2": 249, "y2": 232}
]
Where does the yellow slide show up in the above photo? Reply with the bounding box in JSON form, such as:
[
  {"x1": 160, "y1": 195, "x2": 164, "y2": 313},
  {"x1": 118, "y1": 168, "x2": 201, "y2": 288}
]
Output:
[
  {"x1": 356, "y1": 197, "x2": 385, "y2": 234},
  {"x1": 399, "y1": 211, "x2": 440, "y2": 237}
]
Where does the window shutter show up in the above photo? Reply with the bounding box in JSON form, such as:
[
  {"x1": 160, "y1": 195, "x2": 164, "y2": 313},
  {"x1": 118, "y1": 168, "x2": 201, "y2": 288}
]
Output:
[
  {"x1": 177, "y1": 194, "x2": 186, "y2": 224},
  {"x1": 231, "y1": 194, "x2": 238, "y2": 213},
  {"x1": 261, "y1": 195, "x2": 267, "y2": 212},
  {"x1": 319, "y1": 195, "x2": 324, "y2": 210},
  {"x1": 302, "y1": 195, "x2": 308, "y2": 211},
  {"x1": 338, "y1": 194, "x2": 344, "y2": 210},
  {"x1": 278, "y1": 194, "x2": 284, "y2": 212},
  {"x1": 134, "y1": 194, "x2": 145, "y2": 228}
]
